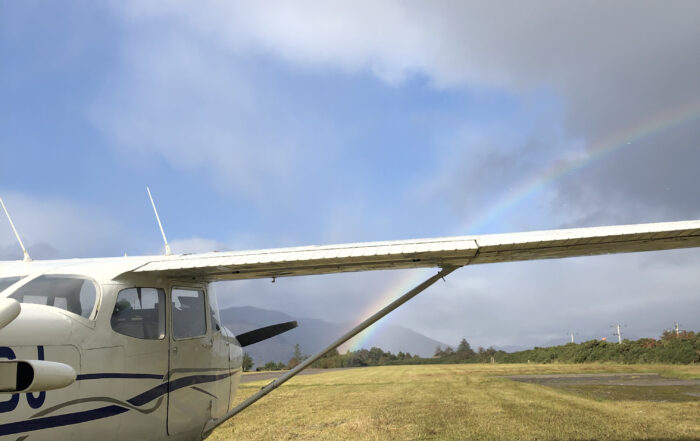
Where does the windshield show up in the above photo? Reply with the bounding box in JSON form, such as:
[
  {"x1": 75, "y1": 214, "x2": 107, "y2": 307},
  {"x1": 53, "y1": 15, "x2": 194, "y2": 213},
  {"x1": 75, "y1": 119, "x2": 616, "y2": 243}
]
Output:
[
  {"x1": 0, "y1": 276, "x2": 25, "y2": 294},
  {"x1": 9, "y1": 275, "x2": 98, "y2": 319}
]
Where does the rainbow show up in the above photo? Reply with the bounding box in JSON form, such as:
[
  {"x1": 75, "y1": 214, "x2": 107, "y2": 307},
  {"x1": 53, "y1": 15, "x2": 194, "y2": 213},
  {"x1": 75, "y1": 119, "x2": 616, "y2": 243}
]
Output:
[{"x1": 344, "y1": 100, "x2": 700, "y2": 352}]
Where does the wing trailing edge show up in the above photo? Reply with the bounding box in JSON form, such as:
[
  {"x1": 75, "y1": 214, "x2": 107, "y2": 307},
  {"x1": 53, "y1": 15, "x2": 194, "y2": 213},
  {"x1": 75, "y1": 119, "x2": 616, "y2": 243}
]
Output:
[{"x1": 116, "y1": 219, "x2": 700, "y2": 281}]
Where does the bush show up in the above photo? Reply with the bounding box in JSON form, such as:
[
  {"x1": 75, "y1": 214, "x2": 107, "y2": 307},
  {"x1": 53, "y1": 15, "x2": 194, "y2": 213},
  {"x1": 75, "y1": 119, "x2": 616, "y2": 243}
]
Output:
[{"x1": 309, "y1": 330, "x2": 699, "y2": 369}]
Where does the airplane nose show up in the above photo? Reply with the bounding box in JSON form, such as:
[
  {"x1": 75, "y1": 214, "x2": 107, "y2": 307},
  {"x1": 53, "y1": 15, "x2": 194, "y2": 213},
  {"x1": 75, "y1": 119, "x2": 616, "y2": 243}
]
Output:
[{"x1": 0, "y1": 298, "x2": 20, "y2": 330}]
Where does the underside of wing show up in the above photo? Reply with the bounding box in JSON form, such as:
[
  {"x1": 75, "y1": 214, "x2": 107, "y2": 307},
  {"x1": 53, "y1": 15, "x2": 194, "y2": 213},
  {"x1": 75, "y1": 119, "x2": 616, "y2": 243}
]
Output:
[{"x1": 117, "y1": 220, "x2": 700, "y2": 282}]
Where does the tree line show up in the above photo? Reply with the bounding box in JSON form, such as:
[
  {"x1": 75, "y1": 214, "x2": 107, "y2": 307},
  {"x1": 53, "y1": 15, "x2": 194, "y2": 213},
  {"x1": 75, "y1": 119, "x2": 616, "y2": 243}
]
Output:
[
  {"x1": 494, "y1": 329, "x2": 699, "y2": 364},
  {"x1": 243, "y1": 328, "x2": 699, "y2": 371}
]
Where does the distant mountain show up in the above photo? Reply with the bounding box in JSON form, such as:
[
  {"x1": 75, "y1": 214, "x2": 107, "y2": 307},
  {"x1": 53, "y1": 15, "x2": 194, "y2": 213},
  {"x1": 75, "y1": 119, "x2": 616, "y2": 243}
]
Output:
[{"x1": 220, "y1": 306, "x2": 448, "y2": 368}]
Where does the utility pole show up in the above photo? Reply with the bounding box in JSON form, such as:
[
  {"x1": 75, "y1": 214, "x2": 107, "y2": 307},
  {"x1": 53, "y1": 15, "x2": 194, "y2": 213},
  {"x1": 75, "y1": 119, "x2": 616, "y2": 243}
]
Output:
[
  {"x1": 674, "y1": 322, "x2": 681, "y2": 337},
  {"x1": 611, "y1": 324, "x2": 625, "y2": 344}
]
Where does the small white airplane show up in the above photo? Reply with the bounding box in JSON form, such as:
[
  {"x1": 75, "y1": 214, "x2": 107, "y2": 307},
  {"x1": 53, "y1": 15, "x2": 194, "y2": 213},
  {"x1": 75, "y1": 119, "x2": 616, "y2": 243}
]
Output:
[{"x1": 0, "y1": 193, "x2": 699, "y2": 441}]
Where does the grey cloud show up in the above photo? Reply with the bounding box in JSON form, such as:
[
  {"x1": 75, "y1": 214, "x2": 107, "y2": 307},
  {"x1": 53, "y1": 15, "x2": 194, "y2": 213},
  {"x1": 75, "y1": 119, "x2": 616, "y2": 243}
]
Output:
[
  {"x1": 554, "y1": 124, "x2": 700, "y2": 225},
  {"x1": 209, "y1": 248, "x2": 700, "y2": 350},
  {"x1": 214, "y1": 269, "x2": 400, "y2": 325},
  {"x1": 423, "y1": 123, "x2": 577, "y2": 228},
  {"x1": 398, "y1": 249, "x2": 700, "y2": 348},
  {"x1": 113, "y1": 1, "x2": 700, "y2": 221},
  {"x1": 117, "y1": 1, "x2": 699, "y2": 136}
]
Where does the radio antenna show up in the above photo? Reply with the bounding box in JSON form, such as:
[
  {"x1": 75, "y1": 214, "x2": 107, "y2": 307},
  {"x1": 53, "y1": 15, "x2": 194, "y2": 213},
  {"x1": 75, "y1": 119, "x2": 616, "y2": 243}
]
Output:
[
  {"x1": 0, "y1": 197, "x2": 32, "y2": 262},
  {"x1": 146, "y1": 187, "x2": 172, "y2": 256}
]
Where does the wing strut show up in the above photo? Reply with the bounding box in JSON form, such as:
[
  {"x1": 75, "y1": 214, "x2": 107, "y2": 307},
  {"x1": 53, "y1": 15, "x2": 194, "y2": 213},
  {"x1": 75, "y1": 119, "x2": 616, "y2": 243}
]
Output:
[{"x1": 202, "y1": 265, "x2": 459, "y2": 436}]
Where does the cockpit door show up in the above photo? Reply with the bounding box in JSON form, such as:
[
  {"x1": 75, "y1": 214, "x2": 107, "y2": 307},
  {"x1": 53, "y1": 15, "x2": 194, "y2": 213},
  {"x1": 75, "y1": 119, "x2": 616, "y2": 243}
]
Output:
[{"x1": 167, "y1": 286, "x2": 229, "y2": 436}]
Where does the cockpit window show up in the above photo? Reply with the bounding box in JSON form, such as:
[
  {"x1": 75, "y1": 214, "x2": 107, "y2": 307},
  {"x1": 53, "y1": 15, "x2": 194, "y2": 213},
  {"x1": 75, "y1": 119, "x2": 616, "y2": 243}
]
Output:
[
  {"x1": 0, "y1": 276, "x2": 24, "y2": 294},
  {"x1": 111, "y1": 288, "x2": 166, "y2": 340},
  {"x1": 9, "y1": 275, "x2": 98, "y2": 319},
  {"x1": 208, "y1": 289, "x2": 221, "y2": 333},
  {"x1": 172, "y1": 288, "x2": 206, "y2": 339}
]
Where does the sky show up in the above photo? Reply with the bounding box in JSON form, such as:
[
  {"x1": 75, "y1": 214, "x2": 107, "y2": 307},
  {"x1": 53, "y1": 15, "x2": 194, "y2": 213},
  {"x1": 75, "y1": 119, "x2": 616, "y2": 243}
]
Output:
[{"x1": 1, "y1": 1, "x2": 699, "y2": 350}]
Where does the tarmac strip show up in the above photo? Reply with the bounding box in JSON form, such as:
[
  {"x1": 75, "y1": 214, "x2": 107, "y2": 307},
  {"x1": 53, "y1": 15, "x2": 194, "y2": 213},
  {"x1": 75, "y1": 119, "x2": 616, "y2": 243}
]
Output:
[
  {"x1": 239, "y1": 368, "x2": 351, "y2": 384},
  {"x1": 506, "y1": 373, "x2": 700, "y2": 401},
  {"x1": 505, "y1": 373, "x2": 700, "y2": 387}
]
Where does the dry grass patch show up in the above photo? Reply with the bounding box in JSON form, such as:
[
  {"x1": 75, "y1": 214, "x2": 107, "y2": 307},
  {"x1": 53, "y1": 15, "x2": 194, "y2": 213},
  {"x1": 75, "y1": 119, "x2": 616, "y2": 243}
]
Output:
[{"x1": 209, "y1": 364, "x2": 700, "y2": 440}]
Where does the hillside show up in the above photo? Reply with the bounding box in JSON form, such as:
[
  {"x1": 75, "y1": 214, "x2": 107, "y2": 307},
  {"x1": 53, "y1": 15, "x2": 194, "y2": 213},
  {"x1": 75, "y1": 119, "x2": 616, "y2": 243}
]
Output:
[{"x1": 220, "y1": 305, "x2": 448, "y2": 367}]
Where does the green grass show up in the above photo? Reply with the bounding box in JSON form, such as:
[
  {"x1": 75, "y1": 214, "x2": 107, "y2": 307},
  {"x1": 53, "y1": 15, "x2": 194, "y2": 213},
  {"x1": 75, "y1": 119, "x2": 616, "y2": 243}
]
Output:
[{"x1": 210, "y1": 364, "x2": 700, "y2": 441}]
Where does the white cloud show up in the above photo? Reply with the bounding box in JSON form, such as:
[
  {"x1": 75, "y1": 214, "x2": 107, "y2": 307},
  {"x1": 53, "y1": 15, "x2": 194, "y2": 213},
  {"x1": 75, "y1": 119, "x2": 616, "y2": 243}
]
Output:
[
  {"x1": 84, "y1": 2, "x2": 700, "y2": 347},
  {"x1": 115, "y1": 1, "x2": 700, "y2": 136},
  {"x1": 0, "y1": 192, "x2": 132, "y2": 259},
  {"x1": 89, "y1": 31, "x2": 341, "y2": 203},
  {"x1": 167, "y1": 237, "x2": 229, "y2": 255},
  {"x1": 106, "y1": 1, "x2": 700, "y2": 222}
]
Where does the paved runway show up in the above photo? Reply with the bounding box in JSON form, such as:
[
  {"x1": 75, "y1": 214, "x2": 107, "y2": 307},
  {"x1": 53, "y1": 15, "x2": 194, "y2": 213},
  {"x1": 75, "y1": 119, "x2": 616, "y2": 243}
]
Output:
[
  {"x1": 240, "y1": 368, "x2": 351, "y2": 384},
  {"x1": 506, "y1": 373, "x2": 700, "y2": 387},
  {"x1": 506, "y1": 373, "x2": 700, "y2": 401}
]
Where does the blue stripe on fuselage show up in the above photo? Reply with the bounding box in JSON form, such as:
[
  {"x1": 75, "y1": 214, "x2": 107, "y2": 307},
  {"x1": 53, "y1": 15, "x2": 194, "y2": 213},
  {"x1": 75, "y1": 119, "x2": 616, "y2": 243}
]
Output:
[
  {"x1": 129, "y1": 372, "x2": 232, "y2": 406},
  {"x1": 77, "y1": 373, "x2": 164, "y2": 381},
  {"x1": 0, "y1": 370, "x2": 234, "y2": 436},
  {"x1": 0, "y1": 405, "x2": 128, "y2": 436}
]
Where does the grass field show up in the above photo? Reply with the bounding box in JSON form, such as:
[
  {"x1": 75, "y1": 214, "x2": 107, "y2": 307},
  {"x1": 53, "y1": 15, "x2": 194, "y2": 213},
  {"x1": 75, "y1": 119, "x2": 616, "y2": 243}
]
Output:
[{"x1": 210, "y1": 364, "x2": 700, "y2": 440}]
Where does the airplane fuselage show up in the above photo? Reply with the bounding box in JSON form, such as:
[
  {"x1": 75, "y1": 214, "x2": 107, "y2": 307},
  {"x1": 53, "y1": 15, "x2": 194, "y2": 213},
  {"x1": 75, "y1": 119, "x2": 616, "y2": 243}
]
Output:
[{"x1": 0, "y1": 257, "x2": 243, "y2": 441}]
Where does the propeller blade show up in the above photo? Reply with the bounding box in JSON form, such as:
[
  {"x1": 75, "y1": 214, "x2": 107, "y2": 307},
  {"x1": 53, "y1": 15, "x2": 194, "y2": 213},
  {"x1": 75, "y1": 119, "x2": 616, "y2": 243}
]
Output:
[{"x1": 235, "y1": 321, "x2": 298, "y2": 347}]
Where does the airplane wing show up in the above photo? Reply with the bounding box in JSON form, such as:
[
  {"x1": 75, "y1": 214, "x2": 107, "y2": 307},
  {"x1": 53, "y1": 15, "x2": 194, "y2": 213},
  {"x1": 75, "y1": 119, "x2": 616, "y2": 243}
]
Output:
[{"x1": 117, "y1": 219, "x2": 700, "y2": 281}]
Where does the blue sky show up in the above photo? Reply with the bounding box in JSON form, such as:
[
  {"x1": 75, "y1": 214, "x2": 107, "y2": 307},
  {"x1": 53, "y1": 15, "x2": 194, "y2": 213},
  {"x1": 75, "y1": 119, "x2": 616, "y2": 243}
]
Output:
[{"x1": 1, "y1": 1, "x2": 699, "y2": 350}]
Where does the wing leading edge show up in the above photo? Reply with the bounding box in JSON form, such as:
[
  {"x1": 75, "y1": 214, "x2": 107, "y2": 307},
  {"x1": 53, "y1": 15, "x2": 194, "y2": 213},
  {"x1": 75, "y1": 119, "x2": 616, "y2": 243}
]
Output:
[{"x1": 117, "y1": 220, "x2": 700, "y2": 281}]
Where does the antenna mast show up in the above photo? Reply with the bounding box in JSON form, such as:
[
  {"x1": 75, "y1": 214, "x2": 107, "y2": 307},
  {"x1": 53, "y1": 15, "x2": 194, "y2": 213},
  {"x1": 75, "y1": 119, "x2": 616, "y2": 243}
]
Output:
[
  {"x1": 0, "y1": 197, "x2": 31, "y2": 262},
  {"x1": 146, "y1": 187, "x2": 172, "y2": 256}
]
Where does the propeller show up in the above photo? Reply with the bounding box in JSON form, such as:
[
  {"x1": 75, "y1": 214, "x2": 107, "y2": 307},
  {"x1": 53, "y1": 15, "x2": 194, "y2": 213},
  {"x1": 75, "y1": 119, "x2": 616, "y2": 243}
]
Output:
[{"x1": 235, "y1": 321, "x2": 298, "y2": 347}]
